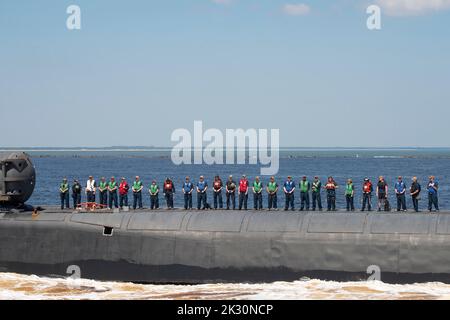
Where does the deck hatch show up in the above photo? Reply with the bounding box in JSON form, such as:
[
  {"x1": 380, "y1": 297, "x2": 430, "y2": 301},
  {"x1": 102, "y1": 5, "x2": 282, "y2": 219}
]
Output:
[
  {"x1": 307, "y1": 213, "x2": 366, "y2": 233},
  {"x1": 127, "y1": 212, "x2": 186, "y2": 231},
  {"x1": 187, "y1": 213, "x2": 244, "y2": 232},
  {"x1": 247, "y1": 213, "x2": 303, "y2": 232},
  {"x1": 370, "y1": 214, "x2": 430, "y2": 234}
]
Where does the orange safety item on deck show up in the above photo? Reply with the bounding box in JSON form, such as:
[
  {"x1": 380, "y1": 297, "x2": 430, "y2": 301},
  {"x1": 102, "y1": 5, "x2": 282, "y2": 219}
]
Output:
[{"x1": 76, "y1": 202, "x2": 107, "y2": 211}]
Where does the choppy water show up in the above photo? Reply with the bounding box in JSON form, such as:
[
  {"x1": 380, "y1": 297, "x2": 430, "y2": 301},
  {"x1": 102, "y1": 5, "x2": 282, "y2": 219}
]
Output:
[
  {"x1": 2, "y1": 150, "x2": 450, "y2": 299},
  {"x1": 2, "y1": 273, "x2": 450, "y2": 300}
]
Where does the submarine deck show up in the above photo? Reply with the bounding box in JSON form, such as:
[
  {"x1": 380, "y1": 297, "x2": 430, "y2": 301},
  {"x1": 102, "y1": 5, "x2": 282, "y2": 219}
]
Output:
[{"x1": 1, "y1": 206, "x2": 449, "y2": 235}]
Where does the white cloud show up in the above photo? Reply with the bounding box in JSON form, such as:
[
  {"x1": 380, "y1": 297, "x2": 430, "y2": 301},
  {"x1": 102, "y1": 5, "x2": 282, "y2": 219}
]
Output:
[
  {"x1": 282, "y1": 3, "x2": 311, "y2": 16},
  {"x1": 211, "y1": 0, "x2": 233, "y2": 5},
  {"x1": 376, "y1": 0, "x2": 450, "y2": 16}
]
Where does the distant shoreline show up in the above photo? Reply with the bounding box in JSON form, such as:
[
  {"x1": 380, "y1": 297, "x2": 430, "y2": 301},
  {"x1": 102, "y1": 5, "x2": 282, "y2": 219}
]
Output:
[
  {"x1": 2, "y1": 148, "x2": 450, "y2": 160},
  {"x1": 2, "y1": 147, "x2": 450, "y2": 152}
]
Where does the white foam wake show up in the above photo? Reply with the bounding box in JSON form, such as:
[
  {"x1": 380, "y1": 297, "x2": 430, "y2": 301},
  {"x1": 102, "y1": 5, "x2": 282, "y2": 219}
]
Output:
[{"x1": 1, "y1": 272, "x2": 450, "y2": 300}]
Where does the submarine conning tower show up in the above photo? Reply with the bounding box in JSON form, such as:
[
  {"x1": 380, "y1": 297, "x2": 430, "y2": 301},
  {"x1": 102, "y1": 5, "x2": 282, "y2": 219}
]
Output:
[{"x1": 0, "y1": 152, "x2": 36, "y2": 206}]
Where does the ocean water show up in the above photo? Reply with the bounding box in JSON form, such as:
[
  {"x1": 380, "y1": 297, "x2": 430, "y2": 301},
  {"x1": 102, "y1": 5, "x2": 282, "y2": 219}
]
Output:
[
  {"x1": 2, "y1": 149, "x2": 450, "y2": 299},
  {"x1": 26, "y1": 149, "x2": 450, "y2": 209}
]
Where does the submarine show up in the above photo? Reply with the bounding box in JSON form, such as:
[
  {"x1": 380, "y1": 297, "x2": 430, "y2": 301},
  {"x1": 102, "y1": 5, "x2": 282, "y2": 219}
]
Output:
[{"x1": 1, "y1": 152, "x2": 450, "y2": 284}]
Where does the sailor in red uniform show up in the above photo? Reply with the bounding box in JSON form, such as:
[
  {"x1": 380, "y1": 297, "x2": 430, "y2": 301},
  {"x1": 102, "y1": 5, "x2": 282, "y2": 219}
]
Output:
[{"x1": 238, "y1": 175, "x2": 249, "y2": 210}]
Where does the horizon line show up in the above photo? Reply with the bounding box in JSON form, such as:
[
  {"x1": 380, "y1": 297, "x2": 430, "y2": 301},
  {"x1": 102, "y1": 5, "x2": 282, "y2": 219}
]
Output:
[{"x1": 2, "y1": 146, "x2": 450, "y2": 150}]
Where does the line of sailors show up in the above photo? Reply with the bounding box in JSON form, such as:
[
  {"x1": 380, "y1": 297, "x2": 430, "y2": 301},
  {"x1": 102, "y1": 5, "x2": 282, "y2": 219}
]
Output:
[{"x1": 59, "y1": 175, "x2": 440, "y2": 212}]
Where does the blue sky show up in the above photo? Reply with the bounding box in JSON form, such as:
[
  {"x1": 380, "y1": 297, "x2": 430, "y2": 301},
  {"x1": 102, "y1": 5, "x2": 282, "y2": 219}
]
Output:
[{"x1": 0, "y1": 0, "x2": 449, "y2": 147}]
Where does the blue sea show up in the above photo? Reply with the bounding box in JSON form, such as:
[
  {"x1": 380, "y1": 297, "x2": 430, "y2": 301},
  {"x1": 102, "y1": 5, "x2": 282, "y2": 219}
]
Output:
[{"x1": 21, "y1": 148, "x2": 450, "y2": 210}]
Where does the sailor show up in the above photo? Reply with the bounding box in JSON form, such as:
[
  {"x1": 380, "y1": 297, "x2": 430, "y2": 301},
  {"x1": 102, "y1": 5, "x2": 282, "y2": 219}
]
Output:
[
  {"x1": 376, "y1": 176, "x2": 388, "y2": 212},
  {"x1": 107, "y1": 176, "x2": 118, "y2": 209},
  {"x1": 299, "y1": 176, "x2": 310, "y2": 211},
  {"x1": 252, "y1": 176, "x2": 263, "y2": 210},
  {"x1": 59, "y1": 178, "x2": 70, "y2": 209},
  {"x1": 86, "y1": 176, "x2": 97, "y2": 203},
  {"x1": 182, "y1": 176, "x2": 193, "y2": 210},
  {"x1": 119, "y1": 177, "x2": 129, "y2": 209},
  {"x1": 311, "y1": 176, "x2": 322, "y2": 211},
  {"x1": 149, "y1": 180, "x2": 160, "y2": 209},
  {"x1": 345, "y1": 178, "x2": 355, "y2": 211},
  {"x1": 361, "y1": 178, "x2": 373, "y2": 211},
  {"x1": 72, "y1": 179, "x2": 82, "y2": 209},
  {"x1": 213, "y1": 175, "x2": 223, "y2": 209},
  {"x1": 98, "y1": 177, "x2": 108, "y2": 208},
  {"x1": 225, "y1": 175, "x2": 236, "y2": 210},
  {"x1": 283, "y1": 176, "x2": 295, "y2": 211},
  {"x1": 163, "y1": 177, "x2": 175, "y2": 209},
  {"x1": 132, "y1": 176, "x2": 144, "y2": 210},
  {"x1": 324, "y1": 176, "x2": 338, "y2": 211},
  {"x1": 266, "y1": 176, "x2": 278, "y2": 210},
  {"x1": 410, "y1": 176, "x2": 421, "y2": 212},
  {"x1": 394, "y1": 176, "x2": 407, "y2": 212},
  {"x1": 196, "y1": 175, "x2": 208, "y2": 210},
  {"x1": 427, "y1": 176, "x2": 439, "y2": 212},
  {"x1": 238, "y1": 175, "x2": 249, "y2": 210}
]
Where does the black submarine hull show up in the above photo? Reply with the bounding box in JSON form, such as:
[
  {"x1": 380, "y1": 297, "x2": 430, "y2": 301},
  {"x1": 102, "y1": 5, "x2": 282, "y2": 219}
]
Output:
[{"x1": 1, "y1": 208, "x2": 450, "y2": 284}]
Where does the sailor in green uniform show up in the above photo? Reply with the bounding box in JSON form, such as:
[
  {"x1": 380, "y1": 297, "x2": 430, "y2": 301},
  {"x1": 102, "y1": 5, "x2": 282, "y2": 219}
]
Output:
[
  {"x1": 266, "y1": 176, "x2": 278, "y2": 210},
  {"x1": 132, "y1": 176, "x2": 144, "y2": 209},
  {"x1": 149, "y1": 180, "x2": 160, "y2": 209},
  {"x1": 59, "y1": 178, "x2": 70, "y2": 209},
  {"x1": 98, "y1": 177, "x2": 108, "y2": 207},
  {"x1": 345, "y1": 178, "x2": 355, "y2": 211},
  {"x1": 107, "y1": 177, "x2": 118, "y2": 209},
  {"x1": 299, "y1": 176, "x2": 310, "y2": 211},
  {"x1": 252, "y1": 176, "x2": 263, "y2": 210}
]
